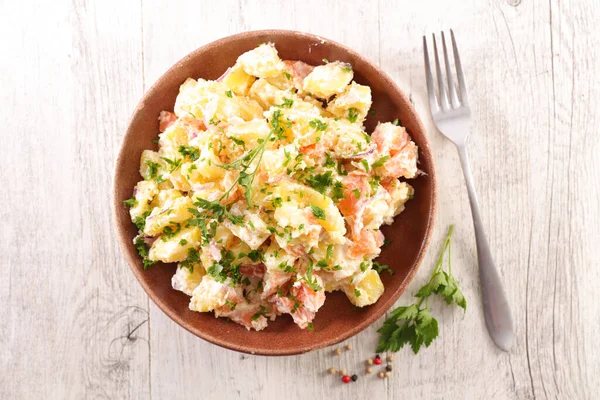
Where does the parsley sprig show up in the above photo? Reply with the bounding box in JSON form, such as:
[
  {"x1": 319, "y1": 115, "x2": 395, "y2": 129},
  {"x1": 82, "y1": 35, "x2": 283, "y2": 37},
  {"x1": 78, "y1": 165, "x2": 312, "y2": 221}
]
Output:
[
  {"x1": 218, "y1": 109, "x2": 285, "y2": 207},
  {"x1": 376, "y1": 225, "x2": 466, "y2": 354}
]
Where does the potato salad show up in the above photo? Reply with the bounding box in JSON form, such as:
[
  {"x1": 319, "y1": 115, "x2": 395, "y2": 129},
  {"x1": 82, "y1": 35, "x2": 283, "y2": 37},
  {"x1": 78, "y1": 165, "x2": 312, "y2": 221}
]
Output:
[{"x1": 125, "y1": 43, "x2": 418, "y2": 331}]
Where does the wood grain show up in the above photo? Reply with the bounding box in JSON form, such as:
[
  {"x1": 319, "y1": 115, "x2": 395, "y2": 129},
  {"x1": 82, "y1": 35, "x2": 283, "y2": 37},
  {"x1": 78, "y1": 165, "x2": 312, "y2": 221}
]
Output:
[{"x1": 1, "y1": 0, "x2": 599, "y2": 398}]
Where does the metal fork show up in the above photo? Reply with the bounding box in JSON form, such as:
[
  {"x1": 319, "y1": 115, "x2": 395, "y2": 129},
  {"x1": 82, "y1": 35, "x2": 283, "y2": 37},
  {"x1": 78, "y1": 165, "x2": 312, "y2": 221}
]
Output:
[{"x1": 423, "y1": 31, "x2": 514, "y2": 351}]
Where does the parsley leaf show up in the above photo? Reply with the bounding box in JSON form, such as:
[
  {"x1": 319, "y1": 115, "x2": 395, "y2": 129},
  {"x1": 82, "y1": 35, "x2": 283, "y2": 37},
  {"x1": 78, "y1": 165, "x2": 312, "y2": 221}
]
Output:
[
  {"x1": 134, "y1": 236, "x2": 156, "y2": 270},
  {"x1": 373, "y1": 261, "x2": 393, "y2": 276},
  {"x1": 278, "y1": 98, "x2": 294, "y2": 108},
  {"x1": 304, "y1": 171, "x2": 333, "y2": 194},
  {"x1": 310, "y1": 204, "x2": 326, "y2": 220},
  {"x1": 303, "y1": 259, "x2": 323, "y2": 291},
  {"x1": 251, "y1": 305, "x2": 267, "y2": 321},
  {"x1": 225, "y1": 90, "x2": 233, "y2": 98},
  {"x1": 160, "y1": 157, "x2": 183, "y2": 173},
  {"x1": 309, "y1": 119, "x2": 327, "y2": 131},
  {"x1": 331, "y1": 181, "x2": 346, "y2": 203},
  {"x1": 371, "y1": 155, "x2": 390, "y2": 169},
  {"x1": 178, "y1": 145, "x2": 200, "y2": 161},
  {"x1": 145, "y1": 160, "x2": 161, "y2": 180},
  {"x1": 124, "y1": 196, "x2": 138, "y2": 208},
  {"x1": 348, "y1": 107, "x2": 359, "y2": 123},
  {"x1": 376, "y1": 225, "x2": 465, "y2": 354}
]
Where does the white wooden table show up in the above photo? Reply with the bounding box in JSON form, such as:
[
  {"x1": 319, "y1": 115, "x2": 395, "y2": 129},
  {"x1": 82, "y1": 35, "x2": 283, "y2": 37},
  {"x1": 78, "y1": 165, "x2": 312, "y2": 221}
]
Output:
[{"x1": 2, "y1": 0, "x2": 599, "y2": 398}]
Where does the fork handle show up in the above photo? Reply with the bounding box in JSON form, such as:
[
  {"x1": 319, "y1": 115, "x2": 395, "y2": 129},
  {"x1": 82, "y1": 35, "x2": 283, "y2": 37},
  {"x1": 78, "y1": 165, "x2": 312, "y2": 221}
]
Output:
[{"x1": 457, "y1": 145, "x2": 515, "y2": 351}]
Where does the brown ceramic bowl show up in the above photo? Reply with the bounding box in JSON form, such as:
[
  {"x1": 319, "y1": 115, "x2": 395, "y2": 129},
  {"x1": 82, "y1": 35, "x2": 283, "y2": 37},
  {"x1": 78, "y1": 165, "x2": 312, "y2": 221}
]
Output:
[{"x1": 113, "y1": 30, "x2": 436, "y2": 355}]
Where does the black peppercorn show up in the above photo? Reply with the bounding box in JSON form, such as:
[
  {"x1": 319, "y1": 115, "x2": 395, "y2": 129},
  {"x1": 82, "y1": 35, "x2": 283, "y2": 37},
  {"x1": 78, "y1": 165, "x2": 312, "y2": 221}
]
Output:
[
  {"x1": 385, "y1": 365, "x2": 393, "y2": 372},
  {"x1": 351, "y1": 374, "x2": 358, "y2": 381}
]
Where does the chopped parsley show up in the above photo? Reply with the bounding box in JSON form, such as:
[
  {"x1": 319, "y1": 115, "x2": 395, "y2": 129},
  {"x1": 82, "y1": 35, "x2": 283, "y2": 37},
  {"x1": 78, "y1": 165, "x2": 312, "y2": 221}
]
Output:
[
  {"x1": 225, "y1": 299, "x2": 237, "y2": 311},
  {"x1": 133, "y1": 211, "x2": 150, "y2": 230},
  {"x1": 179, "y1": 238, "x2": 188, "y2": 246},
  {"x1": 354, "y1": 288, "x2": 361, "y2": 298},
  {"x1": 360, "y1": 261, "x2": 368, "y2": 272},
  {"x1": 332, "y1": 181, "x2": 346, "y2": 203},
  {"x1": 326, "y1": 244, "x2": 334, "y2": 260},
  {"x1": 229, "y1": 136, "x2": 246, "y2": 149},
  {"x1": 371, "y1": 155, "x2": 390, "y2": 169},
  {"x1": 162, "y1": 222, "x2": 181, "y2": 239},
  {"x1": 303, "y1": 259, "x2": 323, "y2": 292},
  {"x1": 178, "y1": 145, "x2": 200, "y2": 161},
  {"x1": 134, "y1": 236, "x2": 155, "y2": 270},
  {"x1": 392, "y1": 118, "x2": 400, "y2": 126},
  {"x1": 278, "y1": 98, "x2": 294, "y2": 108},
  {"x1": 310, "y1": 204, "x2": 326, "y2": 220},
  {"x1": 160, "y1": 157, "x2": 183, "y2": 173},
  {"x1": 180, "y1": 248, "x2": 200, "y2": 273},
  {"x1": 225, "y1": 90, "x2": 233, "y2": 98},
  {"x1": 247, "y1": 249, "x2": 264, "y2": 262},
  {"x1": 322, "y1": 58, "x2": 329, "y2": 64},
  {"x1": 145, "y1": 160, "x2": 161, "y2": 180},
  {"x1": 361, "y1": 159, "x2": 370, "y2": 172},
  {"x1": 373, "y1": 261, "x2": 394, "y2": 276},
  {"x1": 123, "y1": 196, "x2": 138, "y2": 208},
  {"x1": 251, "y1": 305, "x2": 267, "y2": 321},
  {"x1": 348, "y1": 107, "x2": 359, "y2": 123},
  {"x1": 271, "y1": 197, "x2": 283, "y2": 208},
  {"x1": 309, "y1": 119, "x2": 327, "y2": 131},
  {"x1": 352, "y1": 188, "x2": 361, "y2": 199},
  {"x1": 304, "y1": 171, "x2": 333, "y2": 194},
  {"x1": 284, "y1": 71, "x2": 292, "y2": 80},
  {"x1": 324, "y1": 152, "x2": 336, "y2": 168}
]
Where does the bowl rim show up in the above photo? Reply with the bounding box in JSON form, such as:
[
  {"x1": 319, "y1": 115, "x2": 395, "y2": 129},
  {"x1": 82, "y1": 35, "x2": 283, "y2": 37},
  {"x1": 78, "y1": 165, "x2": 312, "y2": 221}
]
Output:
[{"x1": 112, "y1": 29, "x2": 437, "y2": 355}]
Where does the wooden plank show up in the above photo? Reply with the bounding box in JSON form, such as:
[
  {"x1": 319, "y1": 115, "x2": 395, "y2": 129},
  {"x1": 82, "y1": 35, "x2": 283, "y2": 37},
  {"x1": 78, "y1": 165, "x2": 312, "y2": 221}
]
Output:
[{"x1": 0, "y1": 0, "x2": 149, "y2": 398}]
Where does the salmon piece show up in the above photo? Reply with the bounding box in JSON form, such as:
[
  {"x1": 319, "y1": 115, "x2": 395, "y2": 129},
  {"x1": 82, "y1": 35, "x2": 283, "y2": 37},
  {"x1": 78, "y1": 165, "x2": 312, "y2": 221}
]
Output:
[
  {"x1": 262, "y1": 270, "x2": 293, "y2": 299},
  {"x1": 270, "y1": 279, "x2": 325, "y2": 329},
  {"x1": 348, "y1": 229, "x2": 384, "y2": 259},
  {"x1": 338, "y1": 171, "x2": 371, "y2": 216},
  {"x1": 299, "y1": 143, "x2": 325, "y2": 158},
  {"x1": 379, "y1": 141, "x2": 418, "y2": 179},
  {"x1": 215, "y1": 296, "x2": 269, "y2": 331},
  {"x1": 158, "y1": 111, "x2": 177, "y2": 132},
  {"x1": 284, "y1": 60, "x2": 315, "y2": 90},
  {"x1": 240, "y1": 263, "x2": 266, "y2": 279},
  {"x1": 371, "y1": 123, "x2": 410, "y2": 155}
]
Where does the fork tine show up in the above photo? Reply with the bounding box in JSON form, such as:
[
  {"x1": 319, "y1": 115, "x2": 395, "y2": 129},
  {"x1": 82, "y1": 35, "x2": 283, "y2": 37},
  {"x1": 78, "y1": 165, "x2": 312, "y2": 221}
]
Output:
[
  {"x1": 441, "y1": 32, "x2": 460, "y2": 108},
  {"x1": 432, "y1": 33, "x2": 450, "y2": 111},
  {"x1": 450, "y1": 29, "x2": 469, "y2": 105},
  {"x1": 422, "y1": 36, "x2": 439, "y2": 113}
]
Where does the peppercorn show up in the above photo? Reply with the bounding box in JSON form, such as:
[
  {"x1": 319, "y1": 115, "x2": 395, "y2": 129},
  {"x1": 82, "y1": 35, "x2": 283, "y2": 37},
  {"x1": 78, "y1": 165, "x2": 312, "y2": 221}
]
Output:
[
  {"x1": 345, "y1": 343, "x2": 352, "y2": 351},
  {"x1": 373, "y1": 357, "x2": 382, "y2": 365},
  {"x1": 335, "y1": 348, "x2": 342, "y2": 355},
  {"x1": 342, "y1": 375, "x2": 351, "y2": 384},
  {"x1": 385, "y1": 365, "x2": 393, "y2": 372},
  {"x1": 351, "y1": 374, "x2": 358, "y2": 381},
  {"x1": 384, "y1": 371, "x2": 391, "y2": 378},
  {"x1": 328, "y1": 368, "x2": 337, "y2": 375},
  {"x1": 378, "y1": 371, "x2": 385, "y2": 379},
  {"x1": 340, "y1": 369, "x2": 348, "y2": 376},
  {"x1": 386, "y1": 355, "x2": 393, "y2": 362},
  {"x1": 365, "y1": 359, "x2": 373, "y2": 366},
  {"x1": 366, "y1": 367, "x2": 373, "y2": 374}
]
